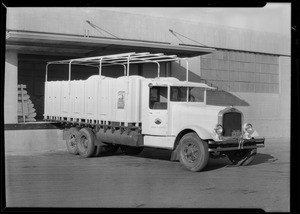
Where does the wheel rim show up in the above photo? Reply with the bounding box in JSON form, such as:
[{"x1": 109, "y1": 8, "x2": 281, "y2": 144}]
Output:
[
  {"x1": 183, "y1": 142, "x2": 199, "y2": 163},
  {"x1": 69, "y1": 134, "x2": 76, "y2": 148},
  {"x1": 82, "y1": 136, "x2": 88, "y2": 149},
  {"x1": 78, "y1": 135, "x2": 89, "y2": 153}
]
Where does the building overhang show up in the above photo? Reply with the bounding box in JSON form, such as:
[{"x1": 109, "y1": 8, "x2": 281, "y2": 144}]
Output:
[{"x1": 6, "y1": 30, "x2": 216, "y2": 58}]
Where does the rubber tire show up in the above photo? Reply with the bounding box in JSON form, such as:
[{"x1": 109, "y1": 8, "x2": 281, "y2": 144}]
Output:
[
  {"x1": 66, "y1": 127, "x2": 80, "y2": 155},
  {"x1": 227, "y1": 148, "x2": 257, "y2": 166},
  {"x1": 76, "y1": 127, "x2": 96, "y2": 158},
  {"x1": 178, "y1": 133, "x2": 209, "y2": 172},
  {"x1": 120, "y1": 145, "x2": 144, "y2": 155}
]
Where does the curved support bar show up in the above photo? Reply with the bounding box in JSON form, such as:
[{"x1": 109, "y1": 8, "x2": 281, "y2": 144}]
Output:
[
  {"x1": 183, "y1": 58, "x2": 189, "y2": 82},
  {"x1": 68, "y1": 60, "x2": 73, "y2": 81},
  {"x1": 155, "y1": 62, "x2": 160, "y2": 78},
  {"x1": 122, "y1": 64, "x2": 126, "y2": 76},
  {"x1": 45, "y1": 64, "x2": 49, "y2": 82},
  {"x1": 99, "y1": 59, "x2": 102, "y2": 76},
  {"x1": 127, "y1": 56, "x2": 130, "y2": 76}
]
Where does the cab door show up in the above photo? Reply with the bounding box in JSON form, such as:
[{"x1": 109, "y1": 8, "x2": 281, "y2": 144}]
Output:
[{"x1": 142, "y1": 84, "x2": 169, "y2": 135}]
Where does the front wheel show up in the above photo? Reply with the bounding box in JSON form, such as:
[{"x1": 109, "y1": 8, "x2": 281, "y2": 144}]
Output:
[
  {"x1": 178, "y1": 133, "x2": 209, "y2": 172},
  {"x1": 226, "y1": 148, "x2": 257, "y2": 166}
]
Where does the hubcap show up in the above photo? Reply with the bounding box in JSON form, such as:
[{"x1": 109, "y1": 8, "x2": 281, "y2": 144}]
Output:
[
  {"x1": 81, "y1": 136, "x2": 88, "y2": 149},
  {"x1": 183, "y1": 143, "x2": 199, "y2": 162},
  {"x1": 69, "y1": 134, "x2": 76, "y2": 147}
]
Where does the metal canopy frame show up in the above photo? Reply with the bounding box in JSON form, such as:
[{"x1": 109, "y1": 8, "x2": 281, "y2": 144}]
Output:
[{"x1": 45, "y1": 52, "x2": 191, "y2": 81}]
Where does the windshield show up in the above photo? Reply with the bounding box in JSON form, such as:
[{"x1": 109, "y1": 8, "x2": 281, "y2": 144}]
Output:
[
  {"x1": 170, "y1": 87, "x2": 187, "y2": 101},
  {"x1": 170, "y1": 86, "x2": 205, "y2": 103},
  {"x1": 189, "y1": 87, "x2": 205, "y2": 102}
]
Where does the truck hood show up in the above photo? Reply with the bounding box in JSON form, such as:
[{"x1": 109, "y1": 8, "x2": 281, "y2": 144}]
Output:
[{"x1": 169, "y1": 103, "x2": 226, "y2": 139}]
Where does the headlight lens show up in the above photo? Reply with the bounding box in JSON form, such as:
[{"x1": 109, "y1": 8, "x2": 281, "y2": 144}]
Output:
[
  {"x1": 214, "y1": 124, "x2": 223, "y2": 135},
  {"x1": 244, "y1": 123, "x2": 254, "y2": 134}
]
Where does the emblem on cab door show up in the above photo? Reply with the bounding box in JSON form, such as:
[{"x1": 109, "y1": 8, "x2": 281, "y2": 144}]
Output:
[{"x1": 154, "y1": 118, "x2": 162, "y2": 125}]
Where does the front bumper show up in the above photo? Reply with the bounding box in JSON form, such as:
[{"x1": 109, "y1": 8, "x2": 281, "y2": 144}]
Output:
[{"x1": 208, "y1": 137, "x2": 265, "y2": 152}]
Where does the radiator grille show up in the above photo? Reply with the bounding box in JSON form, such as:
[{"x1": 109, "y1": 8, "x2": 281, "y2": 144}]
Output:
[{"x1": 222, "y1": 112, "x2": 242, "y2": 136}]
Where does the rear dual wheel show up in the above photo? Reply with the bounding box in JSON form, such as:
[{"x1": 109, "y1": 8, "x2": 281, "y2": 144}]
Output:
[
  {"x1": 66, "y1": 127, "x2": 80, "y2": 155},
  {"x1": 67, "y1": 127, "x2": 120, "y2": 158},
  {"x1": 76, "y1": 127, "x2": 96, "y2": 158}
]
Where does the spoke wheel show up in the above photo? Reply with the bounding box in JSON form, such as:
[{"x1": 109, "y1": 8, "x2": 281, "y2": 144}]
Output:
[
  {"x1": 66, "y1": 127, "x2": 80, "y2": 155},
  {"x1": 76, "y1": 128, "x2": 96, "y2": 158},
  {"x1": 178, "y1": 133, "x2": 209, "y2": 172},
  {"x1": 227, "y1": 149, "x2": 257, "y2": 166}
]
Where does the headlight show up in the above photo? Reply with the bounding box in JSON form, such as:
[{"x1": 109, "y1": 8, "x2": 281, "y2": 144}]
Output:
[
  {"x1": 243, "y1": 123, "x2": 254, "y2": 135},
  {"x1": 214, "y1": 124, "x2": 223, "y2": 135}
]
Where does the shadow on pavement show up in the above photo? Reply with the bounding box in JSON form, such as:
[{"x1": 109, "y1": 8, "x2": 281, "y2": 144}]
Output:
[
  {"x1": 204, "y1": 158, "x2": 230, "y2": 171},
  {"x1": 135, "y1": 149, "x2": 277, "y2": 171},
  {"x1": 249, "y1": 153, "x2": 276, "y2": 166},
  {"x1": 89, "y1": 147, "x2": 276, "y2": 171},
  {"x1": 137, "y1": 148, "x2": 173, "y2": 161},
  {"x1": 205, "y1": 153, "x2": 276, "y2": 171}
]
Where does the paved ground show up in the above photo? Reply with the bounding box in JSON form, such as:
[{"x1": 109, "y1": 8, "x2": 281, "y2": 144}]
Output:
[{"x1": 5, "y1": 138, "x2": 289, "y2": 211}]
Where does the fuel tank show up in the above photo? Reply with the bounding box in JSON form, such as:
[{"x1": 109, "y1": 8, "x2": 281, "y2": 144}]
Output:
[{"x1": 95, "y1": 128, "x2": 143, "y2": 147}]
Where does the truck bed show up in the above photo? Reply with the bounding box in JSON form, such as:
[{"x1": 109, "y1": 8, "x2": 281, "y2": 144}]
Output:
[{"x1": 44, "y1": 75, "x2": 144, "y2": 126}]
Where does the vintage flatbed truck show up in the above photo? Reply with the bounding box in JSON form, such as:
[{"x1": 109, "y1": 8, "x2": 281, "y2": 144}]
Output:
[{"x1": 44, "y1": 52, "x2": 265, "y2": 172}]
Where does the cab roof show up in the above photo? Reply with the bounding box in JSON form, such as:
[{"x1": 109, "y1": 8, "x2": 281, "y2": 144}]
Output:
[{"x1": 147, "y1": 77, "x2": 215, "y2": 89}]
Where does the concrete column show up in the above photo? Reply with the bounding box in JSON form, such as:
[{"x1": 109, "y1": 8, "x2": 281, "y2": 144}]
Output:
[{"x1": 4, "y1": 51, "x2": 18, "y2": 124}]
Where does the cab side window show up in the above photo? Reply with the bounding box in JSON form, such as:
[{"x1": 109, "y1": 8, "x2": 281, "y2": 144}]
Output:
[{"x1": 149, "y1": 86, "x2": 168, "y2": 109}]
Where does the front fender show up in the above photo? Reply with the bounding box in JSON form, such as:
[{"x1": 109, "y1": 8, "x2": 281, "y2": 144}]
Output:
[
  {"x1": 170, "y1": 125, "x2": 213, "y2": 161},
  {"x1": 176, "y1": 125, "x2": 214, "y2": 140},
  {"x1": 250, "y1": 129, "x2": 260, "y2": 138}
]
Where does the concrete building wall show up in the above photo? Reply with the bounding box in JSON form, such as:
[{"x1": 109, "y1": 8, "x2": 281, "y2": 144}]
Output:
[
  {"x1": 201, "y1": 50, "x2": 279, "y2": 93},
  {"x1": 235, "y1": 56, "x2": 290, "y2": 138},
  {"x1": 6, "y1": 8, "x2": 290, "y2": 55},
  {"x1": 4, "y1": 51, "x2": 18, "y2": 124}
]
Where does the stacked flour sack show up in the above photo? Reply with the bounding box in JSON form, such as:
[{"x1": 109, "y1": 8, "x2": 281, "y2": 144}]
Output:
[{"x1": 18, "y1": 84, "x2": 37, "y2": 122}]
